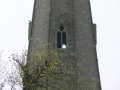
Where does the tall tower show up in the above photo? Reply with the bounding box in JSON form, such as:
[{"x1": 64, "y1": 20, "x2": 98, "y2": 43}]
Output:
[{"x1": 28, "y1": 0, "x2": 101, "y2": 90}]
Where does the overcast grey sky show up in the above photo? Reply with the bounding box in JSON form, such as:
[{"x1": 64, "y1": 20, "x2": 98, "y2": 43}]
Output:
[{"x1": 0, "y1": 0, "x2": 120, "y2": 90}]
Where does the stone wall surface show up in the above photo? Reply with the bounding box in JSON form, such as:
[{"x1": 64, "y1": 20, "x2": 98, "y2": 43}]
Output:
[
  {"x1": 73, "y1": 0, "x2": 101, "y2": 89},
  {"x1": 29, "y1": 0, "x2": 51, "y2": 52}
]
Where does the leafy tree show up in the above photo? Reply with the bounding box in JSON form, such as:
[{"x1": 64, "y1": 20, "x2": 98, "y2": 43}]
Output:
[
  {"x1": 13, "y1": 49, "x2": 76, "y2": 90},
  {"x1": 11, "y1": 49, "x2": 99, "y2": 90},
  {"x1": 0, "y1": 51, "x2": 23, "y2": 90}
]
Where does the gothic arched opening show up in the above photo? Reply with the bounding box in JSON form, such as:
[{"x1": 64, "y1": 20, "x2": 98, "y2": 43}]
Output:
[{"x1": 57, "y1": 25, "x2": 67, "y2": 48}]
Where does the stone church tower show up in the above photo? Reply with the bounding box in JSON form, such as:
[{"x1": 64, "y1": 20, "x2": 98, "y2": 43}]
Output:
[{"x1": 28, "y1": 0, "x2": 101, "y2": 90}]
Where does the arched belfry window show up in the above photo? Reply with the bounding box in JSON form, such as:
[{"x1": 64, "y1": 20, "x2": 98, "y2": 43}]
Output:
[{"x1": 57, "y1": 25, "x2": 67, "y2": 48}]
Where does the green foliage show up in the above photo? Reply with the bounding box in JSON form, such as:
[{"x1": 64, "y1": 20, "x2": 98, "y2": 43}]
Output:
[
  {"x1": 11, "y1": 49, "x2": 99, "y2": 90},
  {"x1": 22, "y1": 49, "x2": 75, "y2": 90}
]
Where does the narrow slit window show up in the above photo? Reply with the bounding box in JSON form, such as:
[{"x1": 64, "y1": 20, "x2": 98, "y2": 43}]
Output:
[
  {"x1": 57, "y1": 31, "x2": 62, "y2": 48},
  {"x1": 62, "y1": 32, "x2": 66, "y2": 45}
]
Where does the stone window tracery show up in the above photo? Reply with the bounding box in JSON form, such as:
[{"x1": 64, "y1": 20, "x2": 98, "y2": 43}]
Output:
[{"x1": 57, "y1": 25, "x2": 67, "y2": 48}]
